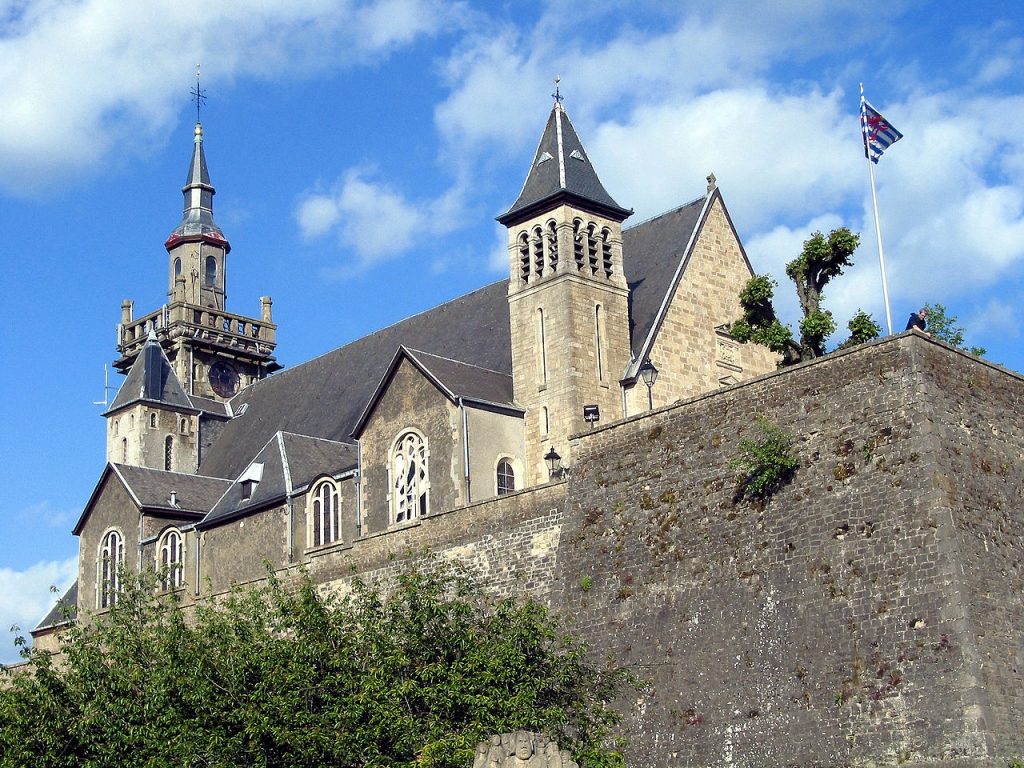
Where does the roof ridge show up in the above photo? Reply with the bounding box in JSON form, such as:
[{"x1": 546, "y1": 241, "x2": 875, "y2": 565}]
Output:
[
  {"x1": 624, "y1": 195, "x2": 707, "y2": 232},
  {"x1": 277, "y1": 430, "x2": 354, "y2": 446},
  {"x1": 404, "y1": 348, "x2": 512, "y2": 377}
]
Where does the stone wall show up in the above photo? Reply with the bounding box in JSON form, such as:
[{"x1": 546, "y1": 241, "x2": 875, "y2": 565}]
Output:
[{"x1": 553, "y1": 332, "x2": 1024, "y2": 768}]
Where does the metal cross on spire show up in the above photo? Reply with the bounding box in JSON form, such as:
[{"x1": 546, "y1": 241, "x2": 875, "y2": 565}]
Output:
[
  {"x1": 190, "y1": 64, "x2": 206, "y2": 124},
  {"x1": 552, "y1": 76, "x2": 563, "y2": 105}
]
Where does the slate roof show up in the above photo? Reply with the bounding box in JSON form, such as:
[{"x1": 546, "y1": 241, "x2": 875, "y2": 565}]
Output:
[
  {"x1": 353, "y1": 347, "x2": 518, "y2": 439},
  {"x1": 622, "y1": 197, "x2": 707, "y2": 356},
  {"x1": 114, "y1": 464, "x2": 232, "y2": 514},
  {"x1": 498, "y1": 104, "x2": 631, "y2": 225},
  {"x1": 197, "y1": 280, "x2": 512, "y2": 480},
  {"x1": 33, "y1": 581, "x2": 77, "y2": 633},
  {"x1": 201, "y1": 432, "x2": 356, "y2": 527},
  {"x1": 105, "y1": 333, "x2": 195, "y2": 415}
]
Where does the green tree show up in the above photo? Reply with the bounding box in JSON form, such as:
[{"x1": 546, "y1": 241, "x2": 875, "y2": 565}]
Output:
[
  {"x1": 0, "y1": 559, "x2": 635, "y2": 768},
  {"x1": 731, "y1": 228, "x2": 879, "y2": 365},
  {"x1": 922, "y1": 303, "x2": 986, "y2": 357}
]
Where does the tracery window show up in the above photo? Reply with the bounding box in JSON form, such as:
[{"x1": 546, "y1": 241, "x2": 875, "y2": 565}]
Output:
[
  {"x1": 158, "y1": 528, "x2": 184, "y2": 591},
  {"x1": 311, "y1": 479, "x2": 340, "y2": 547},
  {"x1": 497, "y1": 459, "x2": 515, "y2": 496},
  {"x1": 164, "y1": 435, "x2": 173, "y2": 471},
  {"x1": 98, "y1": 529, "x2": 124, "y2": 608},
  {"x1": 391, "y1": 431, "x2": 428, "y2": 524}
]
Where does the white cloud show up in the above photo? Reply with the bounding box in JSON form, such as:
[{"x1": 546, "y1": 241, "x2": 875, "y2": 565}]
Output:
[
  {"x1": 0, "y1": 555, "x2": 77, "y2": 665},
  {"x1": 0, "y1": 0, "x2": 456, "y2": 194}
]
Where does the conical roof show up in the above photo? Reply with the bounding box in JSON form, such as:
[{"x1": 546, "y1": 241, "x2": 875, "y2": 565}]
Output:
[
  {"x1": 167, "y1": 122, "x2": 228, "y2": 246},
  {"x1": 498, "y1": 103, "x2": 631, "y2": 226},
  {"x1": 105, "y1": 333, "x2": 195, "y2": 414}
]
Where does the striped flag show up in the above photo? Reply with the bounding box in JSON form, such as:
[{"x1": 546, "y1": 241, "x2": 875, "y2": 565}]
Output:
[{"x1": 861, "y1": 96, "x2": 903, "y2": 163}]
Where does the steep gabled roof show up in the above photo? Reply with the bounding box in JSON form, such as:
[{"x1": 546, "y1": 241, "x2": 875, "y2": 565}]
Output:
[
  {"x1": 498, "y1": 104, "x2": 631, "y2": 226},
  {"x1": 33, "y1": 581, "x2": 77, "y2": 634},
  {"x1": 73, "y1": 463, "x2": 232, "y2": 535},
  {"x1": 352, "y1": 347, "x2": 518, "y2": 439},
  {"x1": 105, "y1": 333, "x2": 195, "y2": 415},
  {"x1": 197, "y1": 280, "x2": 512, "y2": 480},
  {"x1": 200, "y1": 432, "x2": 356, "y2": 528}
]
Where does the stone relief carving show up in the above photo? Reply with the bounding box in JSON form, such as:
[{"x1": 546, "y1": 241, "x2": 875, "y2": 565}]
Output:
[{"x1": 473, "y1": 731, "x2": 578, "y2": 768}]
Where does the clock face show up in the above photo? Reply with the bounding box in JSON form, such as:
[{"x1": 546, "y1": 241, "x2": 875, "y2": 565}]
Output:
[{"x1": 209, "y1": 362, "x2": 239, "y2": 398}]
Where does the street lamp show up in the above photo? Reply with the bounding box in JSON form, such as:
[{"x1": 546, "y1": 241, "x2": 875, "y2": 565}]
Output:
[
  {"x1": 639, "y1": 358, "x2": 659, "y2": 410},
  {"x1": 544, "y1": 447, "x2": 561, "y2": 479}
]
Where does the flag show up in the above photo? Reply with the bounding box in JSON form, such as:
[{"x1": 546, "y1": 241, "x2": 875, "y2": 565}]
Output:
[{"x1": 861, "y1": 96, "x2": 903, "y2": 163}]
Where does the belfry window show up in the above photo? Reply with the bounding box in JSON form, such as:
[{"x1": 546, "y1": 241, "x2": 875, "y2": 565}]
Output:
[
  {"x1": 391, "y1": 431, "x2": 428, "y2": 524},
  {"x1": 158, "y1": 528, "x2": 184, "y2": 591},
  {"x1": 601, "y1": 228, "x2": 613, "y2": 278},
  {"x1": 497, "y1": 459, "x2": 515, "y2": 496},
  {"x1": 98, "y1": 529, "x2": 124, "y2": 608},
  {"x1": 519, "y1": 232, "x2": 530, "y2": 285},
  {"x1": 311, "y1": 479, "x2": 340, "y2": 547},
  {"x1": 205, "y1": 256, "x2": 217, "y2": 286}
]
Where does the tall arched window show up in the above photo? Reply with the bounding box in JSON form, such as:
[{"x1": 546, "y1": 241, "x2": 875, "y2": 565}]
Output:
[
  {"x1": 497, "y1": 459, "x2": 515, "y2": 496},
  {"x1": 311, "y1": 479, "x2": 340, "y2": 547},
  {"x1": 173, "y1": 257, "x2": 182, "y2": 277},
  {"x1": 164, "y1": 436, "x2": 173, "y2": 471},
  {"x1": 159, "y1": 528, "x2": 184, "y2": 591},
  {"x1": 150, "y1": 413, "x2": 157, "y2": 428},
  {"x1": 98, "y1": 529, "x2": 124, "y2": 608},
  {"x1": 121, "y1": 438, "x2": 128, "y2": 463},
  {"x1": 594, "y1": 304, "x2": 605, "y2": 382},
  {"x1": 391, "y1": 431, "x2": 428, "y2": 524},
  {"x1": 205, "y1": 256, "x2": 217, "y2": 286},
  {"x1": 536, "y1": 308, "x2": 548, "y2": 384}
]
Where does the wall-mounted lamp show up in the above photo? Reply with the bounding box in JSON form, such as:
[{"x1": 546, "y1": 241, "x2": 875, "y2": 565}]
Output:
[
  {"x1": 639, "y1": 358, "x2": 659, "y2": 410},
  {"x1": 544, "y1": 446, "x2": 562, "y2": 479}
]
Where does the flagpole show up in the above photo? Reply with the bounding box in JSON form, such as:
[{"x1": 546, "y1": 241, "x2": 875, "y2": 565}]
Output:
[{"x1": 861, "y1": 83, "x2": 894, "y2": 335}]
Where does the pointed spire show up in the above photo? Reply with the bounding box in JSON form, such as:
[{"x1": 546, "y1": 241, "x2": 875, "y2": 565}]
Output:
[
  {"x1": 105, "y1": 333, "x2": 193, "y2": 414},
  {"x1": 498, "y1": 94, "x2": 631, "y2": 227}
]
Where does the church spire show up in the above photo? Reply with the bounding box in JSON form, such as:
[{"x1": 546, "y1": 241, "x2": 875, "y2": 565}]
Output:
[
  {"x1": 498, "y1": 93, "x2": 631, "y2": 227},
  {"x1": 166, "y1": 121, "x2": 228, "y2": 247}
]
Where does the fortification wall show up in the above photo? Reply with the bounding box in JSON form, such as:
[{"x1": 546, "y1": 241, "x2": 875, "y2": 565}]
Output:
[{"x1": 552, "y1": 333, "x2": 1024, "y2": 768}]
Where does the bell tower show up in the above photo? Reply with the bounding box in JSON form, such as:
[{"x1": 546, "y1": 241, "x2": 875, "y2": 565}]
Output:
[
  {"x1": 498, "y1": 93, "x2": 633, "y2": 485},
  {"x1": 113, "y1": 111, "x2": 281, "y2": 403}
]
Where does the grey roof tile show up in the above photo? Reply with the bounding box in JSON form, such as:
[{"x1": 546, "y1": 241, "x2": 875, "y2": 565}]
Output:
[
  {"x1": 106, "y1": 334, "x2": 195, "y2": 414},
  {"x1": 405, "y1": 349, "x2": 515, "y2": 407},
  {"x1": 114, "y1": 464, "x2": 231, "y2": 513},
  {"x1": 33, "y1": 581, "x2": 77, "y2": 633}
]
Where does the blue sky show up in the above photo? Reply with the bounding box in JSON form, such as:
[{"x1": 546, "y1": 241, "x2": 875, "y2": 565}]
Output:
[{"x1": 2, "y1": 0, "x2": 1022, "y2": 663}]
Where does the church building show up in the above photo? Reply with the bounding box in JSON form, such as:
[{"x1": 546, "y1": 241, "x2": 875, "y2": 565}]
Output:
[{"x1": 35, "y1": 96, "x2": 775, "y2": 638}]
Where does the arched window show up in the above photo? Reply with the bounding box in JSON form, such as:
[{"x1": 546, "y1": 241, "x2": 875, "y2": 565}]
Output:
[
  {"x1": 164, "y1": 436, "x2": 173, "y2": 471},
  {"x1": 536, "y1": 308, "x2": 548, "y2": 384},
  {"x1": 158, "y1": 528, "x2": 184, "y2": 591},
  {"x1": 205, "y1": 256, "x2": 217, "y2": 286},
  {"x1": 121, "y1": 438, "x2": 128, "y2": 463},
  {"x1": 391, "y1": 431, "x2": 428, "y2": 524},
  {"x1": 150, "y1": 413, "x2": 157, "y2": 428},
  {"x1": 497, "y1": 459, "x2": 515, "y2": 496},
  {"x1": 98, "y1": 529, "x2": 124, "y2": 608},
  {"x1": 173, "y1": 257, "x2": 182, "y2": 277},
  {"x1": 594, "y1": 304, "x2": 604, "y2": 382},
  {"x1": 310, "y1": 479, "x2": 340, "y2": 547},
  {"x1": 180, "y1": 418, "x2": 188, "y2": 434},
  {"x1": 113, "y1": 419, "x2": 119, "y2": 436},
  {"x1": 518, "y1": 232, "x2": 530, "y2": 285}
]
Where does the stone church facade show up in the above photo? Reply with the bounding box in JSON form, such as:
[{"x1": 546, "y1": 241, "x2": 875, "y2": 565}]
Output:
[{"x1": 33, "y1": 99, "x2": 1024, "y2": 767}]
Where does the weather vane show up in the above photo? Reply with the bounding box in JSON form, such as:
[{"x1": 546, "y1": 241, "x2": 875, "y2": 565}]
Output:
[
  {"x1": 552, "y1": 76, "x2": 562, "y2": 104},
  {"x1": 190, "y1": 64, "x2": 206, "y2": 123}
]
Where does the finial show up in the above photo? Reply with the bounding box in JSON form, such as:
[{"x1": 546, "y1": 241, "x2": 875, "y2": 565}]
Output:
[
  {"x1": 706, "y1": 173, "x2": 717, "y2": 193},
  {"x1": 190, "y1": 63, "x2": 206, "y2": 126},
  {"x1": 552, "y1": 76, "x2": 563, "y2": 105}
]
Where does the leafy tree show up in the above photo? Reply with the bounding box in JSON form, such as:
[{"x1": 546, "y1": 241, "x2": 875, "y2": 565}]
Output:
[
  {"x1": 922, "y1": 303, "x2": 986, "y2": 357},
  {"x1": 0, "y1": 559, "x2": 636, "y2": 768},
  {"x1": 731, "y1": 228, "x2": 879, "y2": 364},
  {"x1": 730, "y1": 416, "x2": 800, "y2": 499}
]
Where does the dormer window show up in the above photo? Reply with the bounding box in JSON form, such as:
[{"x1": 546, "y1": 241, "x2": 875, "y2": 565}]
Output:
[{"x1": 239, "y1": 462, "x2": 264, "y2": 501}]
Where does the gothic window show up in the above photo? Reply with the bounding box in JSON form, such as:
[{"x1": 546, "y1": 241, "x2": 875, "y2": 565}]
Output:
[
  {"x1": 98, "y1": 529, "x2": 124, "y2": 608},
  {"x1": 537, "y1": 308, "x2": 548, "y2": 384},
  {"x1": 391, "y1": 431, "x2": 428, "y2": 524},
  {"x1": 113, "y1": 419, "x2": 119, "y2": 436},
  {"x1": 518, "y1": 232, "x2": 530, "y2": 285},
  {"x1": 573, "y1": 219, "x2": 585, "y2": 270},
  {"x1": 173, "y1": 257, "x2": 182, "y2": 277},
  {"x1": 497, "y1": 459, "x2": 515, "y2": 496},
  {"x1": 205, "y1": 256, "x2": 217, "y2": 286},
  {"x1": 594, "y1": 304, "x2": 604, "y2": 382},
  {"x1": 121, "y1": 438, "x2": 128, "y2": 463},
  {"x1": 310, "y1": 479, "x2": 341, "y2": 547},
  {"x1": 180, "y1": 418, "x2": 188, "y2": 434},
  {"x1": 587, "y1": 223, "x2": 599, "y2": 275},
  {"x1": 532, "y1": 227, "x2": 544, "y2": 279},
  {"x1": 164, "y1": 436, "x2": 173, "y2": 471},
  {"x1": 158, "y1": 528, "x2": 184, "y2": 591},
  {"x1": 541, "y1": 406, "x2": 549, "y2": 436},
  {"x1": 150, "y1": 413, "x2": 157, "y2": 428},
  {"x1": 601, "y1": 228, "x2": 613, "y2": 278},
  {"x1": 545, "y1": 221, "x2": 558, "y2": 272}
]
